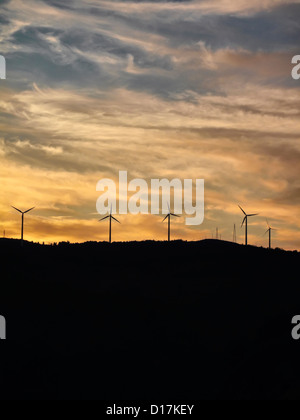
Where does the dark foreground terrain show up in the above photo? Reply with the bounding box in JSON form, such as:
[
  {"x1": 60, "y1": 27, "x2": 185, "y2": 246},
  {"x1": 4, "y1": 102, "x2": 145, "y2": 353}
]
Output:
[{"x1": 0, "y1": 238, "x2": 300, "y2": 400}]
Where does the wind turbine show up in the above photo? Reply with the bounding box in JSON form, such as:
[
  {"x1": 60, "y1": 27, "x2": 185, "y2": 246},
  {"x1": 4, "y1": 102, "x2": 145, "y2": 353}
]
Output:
[
  {"x1": 99, "y1": 208, "x2": 120, "y2": 244},
  {"x1": 265, "y1": 220, "x2": 277, "y2": 249},
  {"x1": 239, "y1": 205, "x2": 258, "y2": 246},
  {"x1": 162, "y1": 204, "x2": 180, "y2": 242},
  {"x1": 12, "y1": 206, "x2": 35, "y2": 245}
]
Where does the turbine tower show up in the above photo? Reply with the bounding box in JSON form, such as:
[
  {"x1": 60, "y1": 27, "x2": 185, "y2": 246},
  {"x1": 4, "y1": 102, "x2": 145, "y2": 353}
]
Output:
[
  {"x1": 239, "y1": 205, "x2": 258, "y2": 246},
  {"x1": 99, "y1": 209, "x2": 120, "y2": 244},
  {"x1": 162, "y1": 204, "x2": 179, "y2": 242},
  {"x1": 265, "y1": 220, "x2": 277, "y2": 249},
  {"x1": 233, "y1": 224, "x2": 237, "y2": 243},
  {"x1": 12, "y1": 206, "x2": 35, "y2": 245}
]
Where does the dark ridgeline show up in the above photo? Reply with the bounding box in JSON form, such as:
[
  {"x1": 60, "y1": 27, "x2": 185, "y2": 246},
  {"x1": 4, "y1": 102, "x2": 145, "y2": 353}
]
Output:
[{"x1": 0, "y1": 238, "x2": 299, "y2": 400}]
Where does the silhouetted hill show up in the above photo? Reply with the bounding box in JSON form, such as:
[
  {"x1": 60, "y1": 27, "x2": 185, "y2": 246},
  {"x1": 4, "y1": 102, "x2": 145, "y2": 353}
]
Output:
[{"x1": 0, "y1": 239, "x2": 300, "y2": 400}]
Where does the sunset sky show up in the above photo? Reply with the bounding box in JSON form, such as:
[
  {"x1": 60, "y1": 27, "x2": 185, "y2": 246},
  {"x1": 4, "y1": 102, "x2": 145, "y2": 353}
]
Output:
[{"x1": 1, "y1": 0, "x2": 300, "y2": 248}]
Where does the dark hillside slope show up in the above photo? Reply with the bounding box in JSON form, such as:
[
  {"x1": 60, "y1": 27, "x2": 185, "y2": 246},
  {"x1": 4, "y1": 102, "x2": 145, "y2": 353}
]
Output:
[{"x1": 0, "y1": 239, "x2": 300, "y2": 400}]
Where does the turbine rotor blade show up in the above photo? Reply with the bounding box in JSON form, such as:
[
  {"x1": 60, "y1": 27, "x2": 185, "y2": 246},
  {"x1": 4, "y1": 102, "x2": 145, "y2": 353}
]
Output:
[
  {"x1": 111, "y1": 216, "x2": 121, "y2": 224},
  {"x1": 24, "y1": 207, "x2": 35, "y2": 214},
  {"x1": 162, "y1": 214, "x2": 169, "y2": 222},
  {"x1": 248, "y1": 213, "x2": 259, "y2": 217},
  {"x1": 11, "y1": 206, "x2": 22, "y2": 213},
  {"x1": 238, "y1": 205, "x2": 246, "y2": 215},
  {"x1": 99, "y1": 216, "x2": 109, "y2": 221},
  {"x1": 241, "y1": 216, "x2": 246, "y2": 228},
  {"x1": 170, "y1": 213, "x2": 180, "y2": 218}
]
